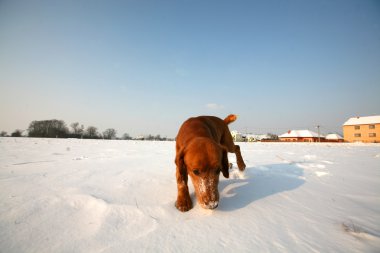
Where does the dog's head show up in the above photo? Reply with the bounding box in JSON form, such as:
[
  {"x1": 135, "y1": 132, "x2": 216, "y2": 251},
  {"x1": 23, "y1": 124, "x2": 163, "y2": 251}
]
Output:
[{"x1": 176, "y1": 137, "x2": 229, "y2": 209}]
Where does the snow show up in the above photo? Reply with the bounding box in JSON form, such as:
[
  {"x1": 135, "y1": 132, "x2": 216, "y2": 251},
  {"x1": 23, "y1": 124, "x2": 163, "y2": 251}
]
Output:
[
  {"x1": 1, "y1": 138, "x2": 380, "y2": 253},
  {"x1": 325, "y1": 133, "x2": 343, "y2": 140},
  {"x1": 343, "y1": 115, "x2": 380, "y2": 126},
  {"x1": 279, "y1": 130, "x2": 323, "y2": 138}
]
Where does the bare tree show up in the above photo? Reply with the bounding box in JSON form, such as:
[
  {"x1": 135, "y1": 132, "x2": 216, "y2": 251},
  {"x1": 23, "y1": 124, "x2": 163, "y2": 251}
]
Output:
[
  {"x1": 146, "y1": 134, "x2": 154, "y2": 141},
  {"x1": 28, "y1": 120, "x2": 68, "y2": 138},
  {"x1": 70, "y1": 122, "x2": 80, "y2": 134},
  {"x1": 122, "y1": 133, "x2": 132, "y2": 140},
  {"x1": 103, "y1": 128, "x2": 117, "y2": 139},
  {"x1": 70, "y1": 122, "x2": 84, "y2": 138},
  {"x1": 11, "y1": 129, "x2": 23, "y2": 137},
  {"x1": 267, "y1": 133, "x2": 279, "y2": 140},
  {"x1": 85, "y1": 126, "x2": 98, "y2": 139},
  {"x1": 0, "y1": 131, "x2": 7, "y2": 137}
]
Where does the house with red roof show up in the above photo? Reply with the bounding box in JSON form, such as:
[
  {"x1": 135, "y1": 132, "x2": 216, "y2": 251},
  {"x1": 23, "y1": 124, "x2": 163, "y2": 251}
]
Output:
[{"x1": 279, "y1": 130, "x2": 325, "y2": 142}]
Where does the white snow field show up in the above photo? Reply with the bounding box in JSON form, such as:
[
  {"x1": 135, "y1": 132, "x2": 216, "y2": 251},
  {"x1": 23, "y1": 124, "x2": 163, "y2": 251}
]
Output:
[{"x1": 0, "y1": 138, "x2": 379, "y2": 253}]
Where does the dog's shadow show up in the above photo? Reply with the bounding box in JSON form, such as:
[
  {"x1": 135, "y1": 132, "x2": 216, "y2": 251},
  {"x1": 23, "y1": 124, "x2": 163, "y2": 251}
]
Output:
[{"x1": 218, "y1": 163, "x2": 305, "y2": 212}]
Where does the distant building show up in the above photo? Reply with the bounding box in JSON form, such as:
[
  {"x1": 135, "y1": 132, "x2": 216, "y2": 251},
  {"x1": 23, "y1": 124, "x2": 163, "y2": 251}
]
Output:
[
  {"x1": 231, "y1": 131, "x2": 275, "y2": 142},
  {"x1": 231, "y1": 130, "x2": 245, "y2": 142},
  {"x1": 245, "y1": 134, "x2": 272, "y2": 142},
  {"x1": 279, "y1": 130, "x2": 325, "y2": 142},
  {"x1": 133, "y1": 135, "x2": 145, "y2": 141},
  {"x1": 325, "y1": 133, "x2": 344, "y2": 143},
  {"x1": 343, "y1": 115, "x2": 380, "y2": 143}
]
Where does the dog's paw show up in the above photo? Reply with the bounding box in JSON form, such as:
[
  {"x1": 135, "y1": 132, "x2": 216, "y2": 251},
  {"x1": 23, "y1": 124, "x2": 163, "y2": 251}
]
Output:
[
  {"x1": 237, "y1": 161, "x2": 246, "y2": 171},
  {"x1": 175, "y1": 197, "x2": 193, "y2": 212},
  {"x1": 230, "y1": 166, "x2": 246, "y2": 179}
]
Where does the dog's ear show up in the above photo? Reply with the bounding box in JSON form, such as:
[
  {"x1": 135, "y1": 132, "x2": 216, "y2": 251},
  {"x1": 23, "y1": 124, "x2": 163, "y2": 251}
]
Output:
[
  {"x1": 220, "y1": 146, "x2": 229, "y2": 178},
  {"x1": 175, "y1": 148, "x2": 187, "y2": 175}
]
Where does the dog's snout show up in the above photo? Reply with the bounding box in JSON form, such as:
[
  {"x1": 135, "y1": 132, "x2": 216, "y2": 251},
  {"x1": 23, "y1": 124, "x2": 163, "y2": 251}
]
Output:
[
  {"x1": 202, "y1": 201, "x2": 219, "y2": 210},
  {"x1": 208, "y1": 201, "x2": 219, "y2": 209}
]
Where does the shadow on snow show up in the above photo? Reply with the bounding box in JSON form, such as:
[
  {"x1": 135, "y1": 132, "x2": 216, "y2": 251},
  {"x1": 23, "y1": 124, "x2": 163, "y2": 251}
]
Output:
[{"x1": 218, "y1": 163, "x2": 305, "y2": 212}]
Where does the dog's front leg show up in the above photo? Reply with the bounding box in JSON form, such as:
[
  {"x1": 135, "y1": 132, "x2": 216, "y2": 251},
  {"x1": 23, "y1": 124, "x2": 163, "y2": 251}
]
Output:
[{"x1": 175, "y1": 168, "x2": 192, "y2": 212}]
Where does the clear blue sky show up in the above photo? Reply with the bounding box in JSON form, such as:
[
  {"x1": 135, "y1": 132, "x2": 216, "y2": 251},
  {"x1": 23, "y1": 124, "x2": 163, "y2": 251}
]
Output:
[{"x1": 1, "y1": 0, "x2": 379, "y2": 137}]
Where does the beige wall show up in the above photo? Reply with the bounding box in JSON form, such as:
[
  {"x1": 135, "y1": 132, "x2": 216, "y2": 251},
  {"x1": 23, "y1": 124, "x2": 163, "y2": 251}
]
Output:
[{"x1": 343, "y1": 124, "x2": 380, "y2": 143}]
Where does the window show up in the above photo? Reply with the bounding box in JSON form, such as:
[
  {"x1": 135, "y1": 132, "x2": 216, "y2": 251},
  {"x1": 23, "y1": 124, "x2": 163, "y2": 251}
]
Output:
[
  {"x1": 369, "y1": 125, "x2": 375, "y2": 129},
  {"x1": 354, "y1": 126, "x2": 360, "y2": 130},
  {"x1": 369, "y1": 133, "x2": 376, "y2": 138},
  {"x1": 354, "y1": 133, "x2": 361, "y2": 137}
]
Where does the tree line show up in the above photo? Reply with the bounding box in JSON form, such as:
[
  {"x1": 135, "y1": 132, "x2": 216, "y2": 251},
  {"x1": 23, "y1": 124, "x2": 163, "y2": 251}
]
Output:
[{"x1": 0, "y1": 119, "x2": 171, "y2": 140}]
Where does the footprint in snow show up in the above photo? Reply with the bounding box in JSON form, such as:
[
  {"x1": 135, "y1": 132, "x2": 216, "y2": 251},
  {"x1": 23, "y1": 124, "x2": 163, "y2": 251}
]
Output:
[{"x1": 341, "y1": 221, "x2": 380, "y2": 240}]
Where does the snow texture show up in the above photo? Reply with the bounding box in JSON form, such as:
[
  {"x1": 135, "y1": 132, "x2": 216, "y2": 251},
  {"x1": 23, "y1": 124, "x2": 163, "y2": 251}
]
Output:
[{"x1": 1, "y1": 138, "x2": 380, "y2": 253}]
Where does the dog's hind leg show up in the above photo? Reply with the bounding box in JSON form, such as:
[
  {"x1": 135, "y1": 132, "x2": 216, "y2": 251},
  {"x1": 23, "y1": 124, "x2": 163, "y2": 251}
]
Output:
[
  {"x1": 233, "y1": 145, "x2": 246, "y2": 171},
  {"x1": 221, "y1": 131, "x2": 246, "y2": 171}
]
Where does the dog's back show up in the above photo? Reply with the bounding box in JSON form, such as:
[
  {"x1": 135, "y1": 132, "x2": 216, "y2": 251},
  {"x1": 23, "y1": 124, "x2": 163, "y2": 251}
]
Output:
[{"x1": 176, "y1": 115, "x2": 237, "y2": 148}]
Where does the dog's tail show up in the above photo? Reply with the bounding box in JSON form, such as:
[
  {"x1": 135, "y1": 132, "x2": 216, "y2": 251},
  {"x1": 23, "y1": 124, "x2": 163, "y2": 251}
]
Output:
[{"x1": 224, "y1": 114, "x2": 237, "y2": 125}]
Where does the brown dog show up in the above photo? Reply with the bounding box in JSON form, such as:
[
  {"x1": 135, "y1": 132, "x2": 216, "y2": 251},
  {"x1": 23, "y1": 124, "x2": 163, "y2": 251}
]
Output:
[{"x1": 175, "y1": 114, "x2": 246, "y2": 212}]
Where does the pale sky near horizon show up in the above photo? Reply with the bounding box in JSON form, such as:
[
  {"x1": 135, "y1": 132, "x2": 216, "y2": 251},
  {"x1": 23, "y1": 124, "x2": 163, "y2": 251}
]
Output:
[{"x1": 1, "y1": 0, "x2": 379, "y2": 137}]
